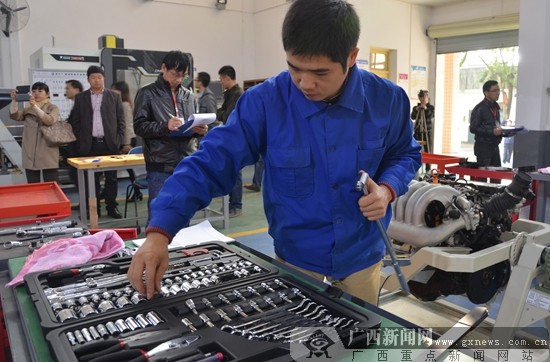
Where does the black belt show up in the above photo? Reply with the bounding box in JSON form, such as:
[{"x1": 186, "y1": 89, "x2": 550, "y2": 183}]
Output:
[{"x1": 92, "y1": 137, "x2": 104, "y2": 143}]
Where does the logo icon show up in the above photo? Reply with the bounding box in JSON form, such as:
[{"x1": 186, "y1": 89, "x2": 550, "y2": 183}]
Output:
[{"x1": 303, "y1": 329, "x2": 336, "y2": 358}]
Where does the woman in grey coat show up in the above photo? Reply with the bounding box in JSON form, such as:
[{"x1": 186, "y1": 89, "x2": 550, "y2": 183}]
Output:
[{"x1": 10, "y1": 82, "x2": 61, "y2": 183}]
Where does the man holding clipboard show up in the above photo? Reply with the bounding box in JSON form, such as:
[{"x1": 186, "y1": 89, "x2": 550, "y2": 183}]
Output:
[{"x1": 133, "y1": 50, "x2": 208, "y2": 225}]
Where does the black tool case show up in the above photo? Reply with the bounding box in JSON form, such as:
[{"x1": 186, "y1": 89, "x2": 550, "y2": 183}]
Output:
[{"x1": 24, "y1": 241, "x2": 381, "y2": 361}]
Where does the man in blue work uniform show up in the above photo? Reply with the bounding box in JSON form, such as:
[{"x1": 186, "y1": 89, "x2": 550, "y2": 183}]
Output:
[{"x1": 128, "y1": 0, "x2": 421, "y2": 305}]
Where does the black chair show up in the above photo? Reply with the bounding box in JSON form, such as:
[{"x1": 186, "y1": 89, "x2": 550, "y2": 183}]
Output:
[{"x1": 124, "y1": 146, "x2": 148, "y2": 218}]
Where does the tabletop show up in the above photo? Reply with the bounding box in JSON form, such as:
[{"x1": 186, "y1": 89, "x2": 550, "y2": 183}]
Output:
[{"x1": 67, "y1": 154, "x2": 144, "y2": 170}]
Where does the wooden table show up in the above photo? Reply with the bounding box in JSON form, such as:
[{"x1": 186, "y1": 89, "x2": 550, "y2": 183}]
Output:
[
  {"x1": 68, "y1": 154, "x2": 146, "y2": 228},
  {"x1": 67, "y1": 155, "x2": 229, "y2": 229}
]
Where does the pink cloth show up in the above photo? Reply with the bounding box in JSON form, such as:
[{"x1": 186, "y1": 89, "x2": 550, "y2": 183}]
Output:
[
  {"x1": 538, "y1": 167, "x2": 550, "y2": 175},
  {"x1": 7, "y1": 230, "x2": 124, "y2": 287}
]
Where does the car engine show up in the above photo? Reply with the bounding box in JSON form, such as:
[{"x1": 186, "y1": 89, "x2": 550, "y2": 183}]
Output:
[{"x1": 387, "y1": 171, "x2": 535, "y2": 304}]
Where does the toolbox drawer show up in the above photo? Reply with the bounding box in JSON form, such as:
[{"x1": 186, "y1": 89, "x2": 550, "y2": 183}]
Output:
[
  {"x1": 45, "y1": 275, "x2": 380, "y2": 362},
  {"x1": 25, "y1": 241, "x2": 382, "y2": 361}
]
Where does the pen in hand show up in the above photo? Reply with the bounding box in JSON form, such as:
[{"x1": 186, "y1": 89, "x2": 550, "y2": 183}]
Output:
[{"x1": 168, "y1": 113, "x2": 183, "y2": 130}]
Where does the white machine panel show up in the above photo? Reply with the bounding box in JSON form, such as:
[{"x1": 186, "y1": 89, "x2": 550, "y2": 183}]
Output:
[
  {"x1": 29, "y1": 69, "x2": 89, "y2": 120},
  {"x1": 30, "y1": 47, "x2": 99, "y2": 71}
]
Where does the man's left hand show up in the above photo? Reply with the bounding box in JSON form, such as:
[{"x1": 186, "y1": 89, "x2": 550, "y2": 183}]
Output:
[{"x1": 191, "y1": 125, "x2": 208, "y2": 135}]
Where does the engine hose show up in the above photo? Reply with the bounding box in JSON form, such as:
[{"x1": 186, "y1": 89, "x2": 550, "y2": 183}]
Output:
[{"x1": 482, "y1": 171, "x2": 533, "y2": 217}]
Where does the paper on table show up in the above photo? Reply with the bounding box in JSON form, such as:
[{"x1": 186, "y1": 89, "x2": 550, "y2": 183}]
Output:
[
  {"x1": 170, "y1": 113, "x2": 216, "y2": 136},
  {"x1": 132, "y1": 220, "x2": 234, "y2": 249}
]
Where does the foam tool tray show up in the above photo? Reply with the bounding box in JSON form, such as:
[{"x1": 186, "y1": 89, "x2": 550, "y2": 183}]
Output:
[
  {"x1": 24, "y1": 242, "x2": 276, "y2": 331},
  {"x1": 45, "y1": 274, "x2": 381, "y2": 362}
]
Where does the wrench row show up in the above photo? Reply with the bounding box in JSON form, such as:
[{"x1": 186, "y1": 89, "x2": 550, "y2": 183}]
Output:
[
  {"x1": 170, "y1": 281, "x2": 360, "y2": 343},
  {"x1": 219, "y1": 297, "x2": 360, "y2": 343}
]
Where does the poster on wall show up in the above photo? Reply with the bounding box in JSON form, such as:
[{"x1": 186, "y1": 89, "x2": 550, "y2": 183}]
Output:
[
  {"x1": 410, "y1": 65, "x2": 427, "y2": 98},
  {"x1": 397, "y1": 73, "x2": 409, "y2": 91},
  {"x1": 356, "y1": 59, "x2": 368, "y2": 71}
]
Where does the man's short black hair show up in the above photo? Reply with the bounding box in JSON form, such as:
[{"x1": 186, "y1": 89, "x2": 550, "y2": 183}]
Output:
[
  {"x1": 282, "y1": 0, "x2": 360, "y2": 72},
  {"x1": 87, "y1": 65, "x2": 104, "y2": 77},
  {"x1": 197, "y1": 72, "x2": 211, "y2": 87},
  {"x1": 162, "y1": 50, "x2": 190, "y2": 73},
  {"x1": 66, "y1": 79, "x2": 84, "y2": 92},
  {"x1": 483, "y1": 80, "x2": 499, "y2": 93},
  {"x1": 218, "y1": 65, "x2": 236, "y2": 80}
]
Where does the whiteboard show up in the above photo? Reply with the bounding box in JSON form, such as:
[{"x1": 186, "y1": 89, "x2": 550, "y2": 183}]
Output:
[{"x1": 29, "y1": 69, "x2": 90, "y2": 120}]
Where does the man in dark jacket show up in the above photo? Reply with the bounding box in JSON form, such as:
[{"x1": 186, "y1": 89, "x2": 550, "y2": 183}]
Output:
[
  {"x1": 68, "y1": 65, "x2": 125, "y2": 219},
  {"x1": 469, "y1": 80, "x2": 504, "y2": 167},
  {"x1": 216, "y1": 65, "x2": 244, "y2": 217},
  {"x1": 133, "y1": 50, "x2": 208, "y2": 225},
  {"x1": 469, "y1": 80, "x2": 506, "y2": 183}
]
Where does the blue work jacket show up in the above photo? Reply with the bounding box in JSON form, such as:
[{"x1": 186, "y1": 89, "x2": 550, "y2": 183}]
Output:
[{"x1": 149, "y1": 65, "x2": 421, "y2": 279}]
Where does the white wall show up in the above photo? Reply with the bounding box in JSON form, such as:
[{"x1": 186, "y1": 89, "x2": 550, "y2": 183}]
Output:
[
  {"x1": 0, "y1": 0, "x2": 520, "y2": 101},
  {"x1": 0, "y1": 0, "x2": 257, "y2": 87},
  {"x1": 0, "y1": 0, "x2": 435, "y2": 97},
  {"x1": 252, "y1": 0, "x2": 435, "y2": 96}
]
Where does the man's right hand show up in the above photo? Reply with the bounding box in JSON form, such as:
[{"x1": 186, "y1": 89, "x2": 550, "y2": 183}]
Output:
[
  {"x1": 127, "y1": 232, "x2": 170, "y2": 299},
  {"x1": 168, "y1": 116, "x2": 184, "y2": 131}
]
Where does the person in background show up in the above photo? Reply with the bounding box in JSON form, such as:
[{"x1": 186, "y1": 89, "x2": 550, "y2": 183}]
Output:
[
  {"x1": 502, "y1": 119, "x2": 515, "y2": 165},
  {"x1": 65, "y1": 79, "x2": 83, "y2": 101},
  {"x1": 243, "y1": 157, "x2": 264, "y2": 192},
  {"x1": 128, "y1": 0, "x2": 421, "y2": 304},
  {"x1": 133, "y1": 50, "x2": 208, "y2": 225},
  {"x1": 469, "y1": 80, "x2": 503, "y2": 168},
  {"x1": 112, "y1": 81, "x2": 143, "y2": 202},
  {"x1": 68, "y1": 65, "x2": 125, "y2": 219},
  {"x1": 217, "y1": 65, "x2": 244, "y2": 217},
  {"x1": 194, "y1": 72, "x2": 217, "y2": 115},
  {"x1": 64, "y1": 79, "x2": 84, "y2": 190},
  {"x1": 411, "y1": 89, "x2": 435, "y2": 172},
  {"x1": 9, "y1": 82, "x2": 61, "y2": 183},
  {"x1": 193, "y1": 71, "x2": 218, "y2": 146}
]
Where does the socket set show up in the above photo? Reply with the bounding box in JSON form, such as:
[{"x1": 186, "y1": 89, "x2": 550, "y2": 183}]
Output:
[
  {"x1": 45, "y1": 275, "x2": 380, "y2": 362},
  {"x1": 26, "y1": 242, "x2": 382, "y2": 361},
  {"x1": 24, "y1": 242, "x2": 274, "y2": 330}
]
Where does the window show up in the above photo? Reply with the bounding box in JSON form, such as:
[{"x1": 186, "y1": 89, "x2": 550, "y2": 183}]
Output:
[{"x1": 369, "y1": 48, "x2": 390, "y2": 79}]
